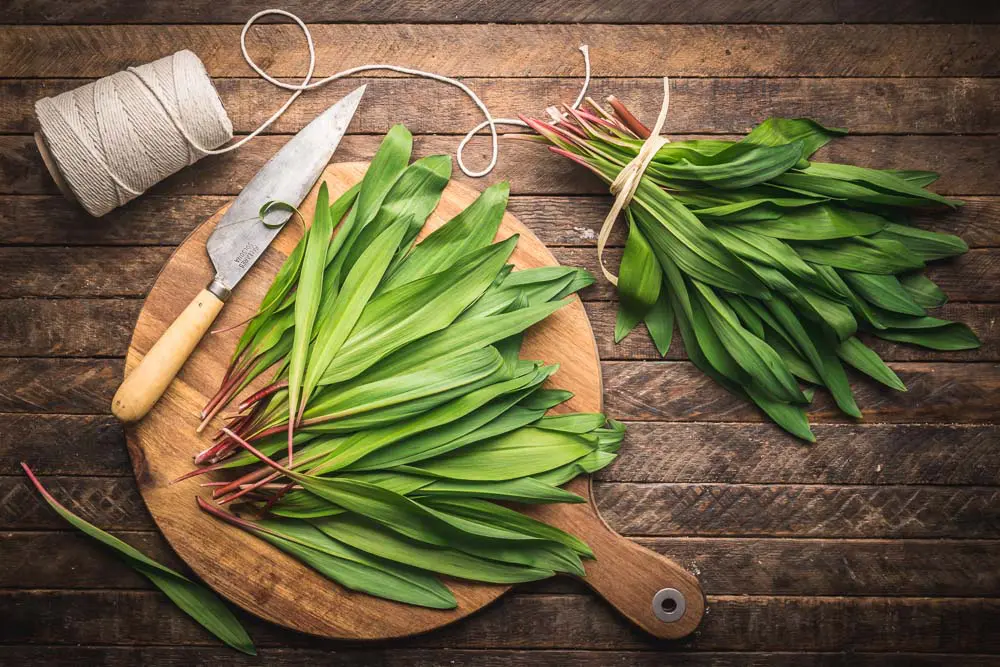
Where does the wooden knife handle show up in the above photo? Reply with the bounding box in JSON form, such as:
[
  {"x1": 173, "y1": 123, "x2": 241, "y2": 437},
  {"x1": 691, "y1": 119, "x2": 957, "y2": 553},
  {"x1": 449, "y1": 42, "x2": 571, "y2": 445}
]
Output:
[
  {"x1": 112, "y1": 289, "x2": 224, "y2": 423},
  {"x1": 531, "y1": 479, "x2": 705, "y2": 640}
]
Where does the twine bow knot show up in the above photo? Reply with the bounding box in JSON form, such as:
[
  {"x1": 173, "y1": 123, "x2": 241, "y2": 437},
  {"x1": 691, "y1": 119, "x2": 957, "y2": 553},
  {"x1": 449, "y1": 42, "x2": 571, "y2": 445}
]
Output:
[{"x1": 597, "y1": 77, "x2": 672, "y2": 286}]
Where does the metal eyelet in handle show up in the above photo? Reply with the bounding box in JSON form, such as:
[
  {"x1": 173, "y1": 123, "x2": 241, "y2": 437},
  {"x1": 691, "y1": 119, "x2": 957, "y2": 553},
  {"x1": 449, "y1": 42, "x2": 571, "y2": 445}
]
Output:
[{"x1": 652, "y1": 587, "x2": 686, "y2": 623}]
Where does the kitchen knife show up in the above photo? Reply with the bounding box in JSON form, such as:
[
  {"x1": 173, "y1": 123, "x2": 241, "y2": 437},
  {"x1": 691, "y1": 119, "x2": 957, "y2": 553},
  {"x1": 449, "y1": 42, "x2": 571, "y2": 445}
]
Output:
[{"x1": 112, "y1": 85, "x2": 366, "y2": 423}]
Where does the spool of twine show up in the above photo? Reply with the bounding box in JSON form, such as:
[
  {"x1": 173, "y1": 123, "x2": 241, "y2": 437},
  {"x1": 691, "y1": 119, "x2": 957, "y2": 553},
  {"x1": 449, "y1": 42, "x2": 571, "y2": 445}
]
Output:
[
  {"x1": 35, "y1": 50, "x2": 233, "y2": 217},
  {"x1": 33, "y1": 9, "x2": 593, "y2": 218}
]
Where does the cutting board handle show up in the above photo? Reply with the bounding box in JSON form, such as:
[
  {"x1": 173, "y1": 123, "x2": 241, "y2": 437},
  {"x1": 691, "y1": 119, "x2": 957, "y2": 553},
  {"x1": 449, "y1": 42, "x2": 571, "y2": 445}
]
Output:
[
  {"x1": 536, "y1": 482, "x2": 705, "y2": 640},
  {"x1": 112, "y1": 288, "x2": 224, "y2": 423}
]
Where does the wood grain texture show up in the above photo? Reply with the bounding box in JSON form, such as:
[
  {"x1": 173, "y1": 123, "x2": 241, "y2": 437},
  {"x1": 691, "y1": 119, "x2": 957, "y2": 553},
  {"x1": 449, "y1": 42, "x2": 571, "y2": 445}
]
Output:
[
  {"x1": 4, "y1": 0, "x2": 998, "y2": 24},
  {"x1": 5, "y1": 135, "x2": 1000, "y2": 196},
  {"x1": 2, "y1": 357, "x2": 995, "y2": 423},
  {"x1": 7, "y1": 417, "x2": 1000, "y2": 486},
  {"x1": 7, "y1": 530, "x2": 1000, "y2": 597},
  {"x1": 3, "y1": 590, "x2": 1000, "y2": 652},
  {"x1": 4, "y1": 648, "x2": 999, "y2": 667},
  {"x1": 2, "y1": 4, "x2": 999, "y2": 661},
  {"x1": 602, "y1": 361, "x2": 1000, "y2": 423},
  {"x1": 594, "y1": 483, "x2": 1000, "y2": 538},
  {"x1": 8, "y1": 78, "x2": 1000, "y2": 135},
  {"x1": 4, "y1": 194, "x2": 1000, "y2": 248},
  {"x1": 2, "y1": 299, "x2": 995, "y2": 362},
  {"x1": 0, "y1": 247, "x2": 993, "y2": 300},
  {"x1": 8, "y1": 475, "x2": 1000, "y2": 539},
  {"x1": 121, "y1": 161, "x2": 702, "y2": 640},
  {"x1": 2, "y1": 25, "x2": 999, "y2": 78},
  {"x1": 5, "y1": 648, "x2": 998, "y2": 667}
]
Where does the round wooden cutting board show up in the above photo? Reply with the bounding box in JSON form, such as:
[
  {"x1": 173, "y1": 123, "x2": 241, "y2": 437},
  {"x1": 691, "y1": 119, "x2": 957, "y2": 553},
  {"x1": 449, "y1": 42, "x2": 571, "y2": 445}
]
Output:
[{"x1": 124, "y1": 162, "x2": 704, "y2": 641}]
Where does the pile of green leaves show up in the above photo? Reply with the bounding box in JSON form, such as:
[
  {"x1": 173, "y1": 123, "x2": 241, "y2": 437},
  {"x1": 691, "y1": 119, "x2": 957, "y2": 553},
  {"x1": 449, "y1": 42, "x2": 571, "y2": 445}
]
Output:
[
  {"x1": 522, "y1": 101, "x2": 980, "y2": 441},
  {"x1": 188, "y1": 125, "x2": 624, "y2": 608}
]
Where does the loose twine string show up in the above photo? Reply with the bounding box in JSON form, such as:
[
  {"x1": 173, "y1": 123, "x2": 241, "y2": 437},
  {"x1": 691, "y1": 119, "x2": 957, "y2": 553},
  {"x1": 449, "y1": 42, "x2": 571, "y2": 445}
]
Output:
[
  {"x1": 34, "y1": 8, "x2": 592, "y2": 217},
  {"x1": 596, "y1": 77, "x2": 671, "y2": 286}
]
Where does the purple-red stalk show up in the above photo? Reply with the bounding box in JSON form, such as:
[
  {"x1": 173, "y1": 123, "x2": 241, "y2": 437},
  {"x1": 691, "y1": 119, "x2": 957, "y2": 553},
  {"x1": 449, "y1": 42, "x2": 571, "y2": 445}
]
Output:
[
  {"x1": 197, "y1": 361, "x2": 255, "y2": 433},
  {"x1": 605, "y1": 95, "x2": 651, "y2": 138},
  {"x1": 216, "y1": 471, "x2": 280, "y2": 505},
  {"x1": 237, "y1": 380, "x2": 287, "y2": 413}
]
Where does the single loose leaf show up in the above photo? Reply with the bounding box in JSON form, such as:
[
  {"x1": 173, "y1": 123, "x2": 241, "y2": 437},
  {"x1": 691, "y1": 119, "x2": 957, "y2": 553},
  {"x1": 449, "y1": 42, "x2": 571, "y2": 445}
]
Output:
[{"x1": 23, "y1": 465, "x2": 254, "y2": 655}]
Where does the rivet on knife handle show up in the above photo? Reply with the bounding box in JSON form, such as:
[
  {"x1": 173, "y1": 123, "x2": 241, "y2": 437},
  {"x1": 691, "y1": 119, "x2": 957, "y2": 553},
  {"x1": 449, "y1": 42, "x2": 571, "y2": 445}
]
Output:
[{"x1": 112, "y1": 289, "x2": 224, "y2": 422}]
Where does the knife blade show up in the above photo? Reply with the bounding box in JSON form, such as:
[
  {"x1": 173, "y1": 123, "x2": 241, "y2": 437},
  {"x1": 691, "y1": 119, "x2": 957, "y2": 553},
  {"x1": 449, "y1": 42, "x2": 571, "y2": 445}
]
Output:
[
  {"x1": 112, "y1": 85, "x2": 366, "y2": 423},
  {"x1": 206, "y1": 84, "x2": 366, "y2": 300}
]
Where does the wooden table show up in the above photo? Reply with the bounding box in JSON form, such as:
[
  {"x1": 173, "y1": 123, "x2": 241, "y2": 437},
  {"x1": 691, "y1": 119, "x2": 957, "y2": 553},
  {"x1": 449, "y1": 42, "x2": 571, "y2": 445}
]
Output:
[{"x1": 1, "y1": 2, "x2": 998, "y2": 665}]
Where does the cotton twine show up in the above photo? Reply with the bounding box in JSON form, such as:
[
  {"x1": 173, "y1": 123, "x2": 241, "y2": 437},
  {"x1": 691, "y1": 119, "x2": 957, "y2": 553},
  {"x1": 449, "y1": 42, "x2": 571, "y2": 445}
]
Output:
[
  {"x1": 596, "y1": 77, "x2": 672, "y2": 286},
  {"x1": 34, "y1": 9, "x2": 592, "y2": 218}
]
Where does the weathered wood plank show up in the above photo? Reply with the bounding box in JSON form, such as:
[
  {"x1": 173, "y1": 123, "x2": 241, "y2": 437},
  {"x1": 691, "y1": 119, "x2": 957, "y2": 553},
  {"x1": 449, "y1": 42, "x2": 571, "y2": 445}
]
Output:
[
  {"x1": 2, "y1": 25, "x2": 998, "y2": 78},
  {"x1": 594, "y1": 483, "x2": 1000, "y2": 538},
  {"x1": 7, "y1": 77, "x2": 1000, "y2": 135},
  {"x1": 6, "y1": 416, "x2": 1000, "y2": 485},
  {"x1": 599, "y1": 422, "x2": 1000, "y2": 485},
  {"x1": 0, "y1": 358, "x2": 122, "y2": 413},
  {"x1": 1, "y1": 358, "x2": 996, "y2": 422},
  {"x1": 6, "y1": 530, "x2": 1000, "y2": 597},
  {"x1": 2, "y1": 590, "x2": 998, "y2": 652},
  {"x1": 0, "y1": 414, "x2": 129, "y2": 475},
  {"x1": 3, "y1": 298, "x2": 992, "y2": 361},
  {"x1": 9, "y1": 647, "x2": 1000, "y2": 667},
  {"x1": 603, "y1": 360, "x2": 1000, "y2": 423},
  {"x1": 3, "y1": 0, "x2": 998, "y2": 24},
  {"x1": 17, "y1": 646, "x2": 994, "y2": 667},
  {"x1": 0, "y1": 247, "x2": 992, "y2": 301},
  {"x1": 4, "y1": 195, "x2": 1000, "y2": 248},
  {"x1": 4, "y1": 134, "x2": 997, "y2": 197},
  {"x1": 6, "y1": 416, "x2": 999, "y2": 486},
  {"x1": 7, "y1": 475, "x2": 1000, "y2": 537},
  {"x1": 0, "y1": 299, "x2": 141, "y2": 357},
  {"x1": 0, "y1": 475, "x2": 149, "y2": 531},
  {"x1": 0, "y1": 248, "x2": 174, "y2": 297}
]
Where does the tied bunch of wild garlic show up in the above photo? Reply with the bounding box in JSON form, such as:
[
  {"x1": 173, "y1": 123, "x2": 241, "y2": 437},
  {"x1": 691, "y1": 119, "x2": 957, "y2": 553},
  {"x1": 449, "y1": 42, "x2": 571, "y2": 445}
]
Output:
[
  {"x1": 524, "y1": 101, "x2": 979, "y2": 441},
  {"x1": 186, "y1": 126, "x2": 624, "y2": 609}
]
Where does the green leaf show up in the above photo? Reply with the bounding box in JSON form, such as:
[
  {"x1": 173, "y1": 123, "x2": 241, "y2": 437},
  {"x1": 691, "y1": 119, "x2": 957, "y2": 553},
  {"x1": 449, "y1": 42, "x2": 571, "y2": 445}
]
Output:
[
  {"x1": 320, "y1": 237, "x2": 518, "y2": 386},
  {"x1": 649, "y1": 139, "x2": 806, "y2": 190},
  {"x1": 743, "y1": 117, "x2": 847, "y2": 156},
  {"x1": 287, "y1": 182, "x2": 334, "y2": 452},
  {"x1": 312, "y1": 514, "x2": 553, "y2": 583},
  {"x1": 615, "y1": 215, "x2": 661, "y2": 342},
  {"x1": 384, "y1": 181, "x2": 509, "y2": 291},
  {"x1": 875, "y1": 223, "x2": 968, "y2": 261},
  {"x1": 875, "y1": 323, "x2": 981, "y2": 351},
  {"x1": 899, "y1": 272, "x2": 948, "y2": 308},
  {"x1": 260, "y1": 517, "x2": 456, "y2": 609},
  {"x1": 737, "y1": 205, "x2": 888, "y2": 241},
  {"x1": 841, "y1": 271, "x2": 926, "y2": 316},
  {"x1": 713, "y1": 225, "x2": 818, "y2": 283},
  {"x1": 402, "y1": 427, "x2": 597, "y2": 481},
  {"x1": 746, "y1": 386, "x2": 816, "y2": 442},
  {"x1": 417, "y1": 476, "x2": 584, "y2": 504},
  {"x1": 644, "y1": 289, "x2": 675, "y2": 356},
  {"x1": 693, "y1": 280, "x2": 806, "y2": 404},
  {"x1": 300, "y1": 219, "x2": 410, "y2": 417},
  {"x1": 343, "y1": 155, "x2": 452, "y2": 276},
  {"x1": 793, "y1": 236, "x2": 924, "y2": 274},
  {"x1": 355, "y1": 125, "x2": 413, "y2": 228},
  {"x1": 22, "y1": 465, "x2": 254, "y2": 655},
  {"x1": 836, "y1": 337, "x2": 906, "y2": 391},
  {"x1": 304, "y1": 347, "x2": 504, "y2": 427},
  {"x1": 801, "y1": 162, "x2": 959, "y2": 209},
  {"x1": 420, "y1": 497, "x2": 593, "y2": 557}
]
